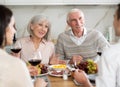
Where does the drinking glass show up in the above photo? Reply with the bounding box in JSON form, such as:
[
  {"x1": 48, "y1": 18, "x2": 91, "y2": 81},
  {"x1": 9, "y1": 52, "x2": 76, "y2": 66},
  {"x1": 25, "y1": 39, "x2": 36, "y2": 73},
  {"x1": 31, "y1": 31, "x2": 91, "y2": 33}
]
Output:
[
  {"x1": 28, "y1": 51, "x2": 42, "y2": 79},
  {"x1": 10, "y1": 42, "x2": 21, "y2": 53},
  {"x1": 10, "y1": 46, "x2": 21, "y2": 59}
]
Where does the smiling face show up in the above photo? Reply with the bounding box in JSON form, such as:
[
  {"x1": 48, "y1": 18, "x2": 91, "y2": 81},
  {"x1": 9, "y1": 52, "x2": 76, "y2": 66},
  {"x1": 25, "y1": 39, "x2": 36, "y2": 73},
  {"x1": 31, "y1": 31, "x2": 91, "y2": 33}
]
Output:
[
  {"x1": 30, "y1": 20, "x2": 49, "y2": 39},
  {"x1": 67, "y1": 10, "x2": 85, "y2": 35},
  {"x1": 5, "y1": 16, "x2": 16, "y2": 45}
]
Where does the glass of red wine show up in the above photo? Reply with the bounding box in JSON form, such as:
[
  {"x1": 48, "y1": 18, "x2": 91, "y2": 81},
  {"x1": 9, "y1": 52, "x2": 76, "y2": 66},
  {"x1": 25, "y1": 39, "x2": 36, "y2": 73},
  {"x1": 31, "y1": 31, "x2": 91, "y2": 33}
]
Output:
[
  {"x1": 28, "y1": 51, "x2": 42, "y2": 79},
  {"x1": 11, "y1": 48, "x2": 21, "y2": 53},
  {"x1": 10, "y1": 44, "x2": 21, "y2": 53}
]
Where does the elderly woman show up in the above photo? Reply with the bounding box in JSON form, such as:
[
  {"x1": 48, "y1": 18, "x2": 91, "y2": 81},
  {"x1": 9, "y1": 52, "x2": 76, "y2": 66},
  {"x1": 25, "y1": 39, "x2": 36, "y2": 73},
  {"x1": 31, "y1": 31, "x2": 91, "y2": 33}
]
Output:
[
  {"x1": 12, "y1": 15, "x2": 65, "y2": 75},
  {"x1": 13, "y1": 15, "x2": 57, "y2": 64},
  {"x1": 0, "y1": 5, "x2": 47, "y2": 87}
]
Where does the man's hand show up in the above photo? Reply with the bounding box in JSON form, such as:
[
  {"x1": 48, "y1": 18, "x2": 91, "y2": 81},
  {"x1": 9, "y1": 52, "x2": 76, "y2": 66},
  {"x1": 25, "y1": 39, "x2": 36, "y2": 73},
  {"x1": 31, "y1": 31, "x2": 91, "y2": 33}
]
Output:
[
  {"x1": 49, "y1": 54, "x2": 66, "y2": 64},
  {"x1": 69, "y1": 55, "x2": 83, "y2": 64}
]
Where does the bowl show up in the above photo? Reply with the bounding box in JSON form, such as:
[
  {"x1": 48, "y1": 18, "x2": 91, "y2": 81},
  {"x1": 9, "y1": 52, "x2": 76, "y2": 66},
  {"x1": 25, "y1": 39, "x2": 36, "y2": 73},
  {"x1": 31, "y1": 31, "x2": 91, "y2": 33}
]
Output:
[{"x1": 49, "y1": 64, "x2": 67, "y2": 71}]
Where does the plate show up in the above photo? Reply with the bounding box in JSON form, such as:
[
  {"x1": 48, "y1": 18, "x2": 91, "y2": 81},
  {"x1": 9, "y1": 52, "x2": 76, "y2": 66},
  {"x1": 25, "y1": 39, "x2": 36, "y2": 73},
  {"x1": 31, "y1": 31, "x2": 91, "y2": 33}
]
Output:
[
  {"x1": 48, "y1": 70, "x2": 71, "y2": 77},
  {"x1": 48, "y1": 71, "x2": 63, "y2": 77},
  {"x1": 48, "y1": 64, "x2": 67, "y2": 71},
  {"x1": 87, "y1": 74, "x2": 97, "y2": 81}
]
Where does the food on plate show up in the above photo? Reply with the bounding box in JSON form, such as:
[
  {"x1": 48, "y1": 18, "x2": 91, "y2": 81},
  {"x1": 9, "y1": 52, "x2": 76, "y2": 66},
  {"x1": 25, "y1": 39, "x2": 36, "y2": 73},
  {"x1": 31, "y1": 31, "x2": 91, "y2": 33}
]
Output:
[
  {"x1": 51, "y1": 70, "x2": 64, "y2": 75},
  {"x1": 50, "y1": 64, "x2": 67, "y2": 71},
  {"x1": 76, "y1": 59, "x2": 97, "y2": 74},
  {"x1": 38, "y1": 64, "x2": 48, "y2": 74},
  {"x1": 48, "y1": 65, "x2": 71, "y2": 77},
  {"x1": 52, "y1": 64, "x2": 66, "y2": 69}
]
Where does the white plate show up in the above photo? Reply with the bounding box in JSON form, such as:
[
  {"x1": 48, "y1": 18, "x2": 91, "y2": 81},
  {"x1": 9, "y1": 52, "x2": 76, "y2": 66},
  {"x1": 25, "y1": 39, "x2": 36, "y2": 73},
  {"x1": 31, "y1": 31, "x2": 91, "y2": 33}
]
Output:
[
  {"x1": 87, "y1": 74, "x2": 97, "y2": 81},
  {"x1": 48, "y1": 64, "x2": 66, "y2": 71},
  {"x1": 48, "y1": 70, "x2": 71, "y2": 77},
  {"x1": 48, "y1": 71, "x2": 63, "y2": 77}
]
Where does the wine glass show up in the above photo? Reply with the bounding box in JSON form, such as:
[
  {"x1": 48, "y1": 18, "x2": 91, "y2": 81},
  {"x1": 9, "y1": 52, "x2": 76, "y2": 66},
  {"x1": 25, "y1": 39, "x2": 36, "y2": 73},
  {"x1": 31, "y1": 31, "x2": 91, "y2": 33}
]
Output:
[
  {"x1": 11, "y1": 47, "x2": 21, "y2": 53},
  {"x1": 28, "y1": 51, "x2": 42, "y2": 79},
  {"x1": 10, "y1": 45, "x2": 21, "y2": 59}
]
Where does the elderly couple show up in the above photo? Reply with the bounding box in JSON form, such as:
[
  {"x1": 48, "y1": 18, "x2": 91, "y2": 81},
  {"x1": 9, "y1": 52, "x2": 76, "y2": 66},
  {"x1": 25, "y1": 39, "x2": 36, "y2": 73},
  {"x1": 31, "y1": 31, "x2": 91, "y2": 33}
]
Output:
[{"x1": 0, "y1": 4, "x2": 120, "y2": 87}]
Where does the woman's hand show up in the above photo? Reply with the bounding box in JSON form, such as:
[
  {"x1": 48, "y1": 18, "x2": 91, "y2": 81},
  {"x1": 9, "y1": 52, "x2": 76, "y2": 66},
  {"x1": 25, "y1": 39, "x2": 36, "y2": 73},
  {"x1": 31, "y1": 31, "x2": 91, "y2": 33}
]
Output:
[
  {"x1": 34, "y1": 78, "x2": 47, "y2": 87},
  {"x1": 27, "y1": 65, "x2": 39, "y2": 76}
]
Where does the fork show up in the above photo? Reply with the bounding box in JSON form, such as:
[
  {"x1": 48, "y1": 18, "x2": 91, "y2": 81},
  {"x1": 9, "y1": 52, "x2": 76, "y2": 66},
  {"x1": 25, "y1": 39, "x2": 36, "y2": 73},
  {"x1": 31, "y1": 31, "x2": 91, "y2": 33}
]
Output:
[{"x1": 74, "y1": 61, "x2": 79, "y2": 69}]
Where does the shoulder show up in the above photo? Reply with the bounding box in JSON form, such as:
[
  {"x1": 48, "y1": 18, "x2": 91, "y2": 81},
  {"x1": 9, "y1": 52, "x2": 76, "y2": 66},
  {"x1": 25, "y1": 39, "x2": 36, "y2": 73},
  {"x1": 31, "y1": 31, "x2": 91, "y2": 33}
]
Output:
[
  {"x1": 102, "y1": 43, "x2": 120, "y2": 59},
  {"x1": 58, "y1": 30, "x2": 70, "y2": 39},
  {"x1": 86, "y1": 30, "x2": 105, "y2": 40},
  {"x1": 88, "y1": 30, "x2": 102, "y2": 36},
  {"x1": 16, "y1": 36, "x2": 30, "y2": 43},
  {"x1": 105, "y1": 43, "x2": 120, "y2": 53},
  {"x1": 17, "y1": 36, "x2": 30, "y2": 41},
  {"x1": 0, "y1": 52, "x2": 25, "y2": 68},
  {"x1": 43, "y1": 40, "x2": 54, "y2": 47}
]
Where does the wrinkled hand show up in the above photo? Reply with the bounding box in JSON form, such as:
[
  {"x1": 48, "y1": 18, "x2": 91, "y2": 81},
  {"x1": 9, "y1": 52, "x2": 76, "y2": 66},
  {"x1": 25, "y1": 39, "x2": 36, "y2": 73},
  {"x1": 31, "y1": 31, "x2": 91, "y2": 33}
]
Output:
[
  {"x1": 34, "y1": 78, "x2": 47, "y2": 87},
  {"x1": 50, "y1": 54, "x2": 66, "y2": 65},
  {"x1": 50, "y1": 57, "x2": 66, "y2": 65},
  {"x1": 58, "y1": 60, "x2": 66, "y2": 64},
  {"x1": 28, "y1": 65, "x2": 39, "y2": 76},
  {"x1": 69, "y1": 55, "x2": 83, "y2": 64}
]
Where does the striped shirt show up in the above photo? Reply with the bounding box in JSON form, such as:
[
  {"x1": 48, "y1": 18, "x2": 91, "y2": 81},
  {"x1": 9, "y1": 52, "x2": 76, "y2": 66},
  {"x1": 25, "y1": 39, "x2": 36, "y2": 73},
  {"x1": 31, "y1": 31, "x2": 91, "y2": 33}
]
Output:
[{"x1": 56, "y1": 29, "x2": 110, "y2": 61}]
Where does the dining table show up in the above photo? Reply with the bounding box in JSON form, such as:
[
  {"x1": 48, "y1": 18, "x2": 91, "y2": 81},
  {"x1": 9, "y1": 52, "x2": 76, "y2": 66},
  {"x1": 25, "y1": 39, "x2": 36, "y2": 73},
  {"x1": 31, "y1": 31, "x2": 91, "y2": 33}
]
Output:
[{"x1": 47, "y1": 75, "x2": 96, "y2": 87}]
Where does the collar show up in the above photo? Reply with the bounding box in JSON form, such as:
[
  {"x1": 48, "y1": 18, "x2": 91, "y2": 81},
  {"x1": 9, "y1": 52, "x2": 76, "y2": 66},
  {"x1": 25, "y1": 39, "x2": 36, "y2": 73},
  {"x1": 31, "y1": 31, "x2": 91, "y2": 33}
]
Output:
[
  {"x1": 28, "y1": 36, "x2": 46, "y2": 44},
  {"x1": 70, "y1": 27, "x2": 87, "y2": 38}
]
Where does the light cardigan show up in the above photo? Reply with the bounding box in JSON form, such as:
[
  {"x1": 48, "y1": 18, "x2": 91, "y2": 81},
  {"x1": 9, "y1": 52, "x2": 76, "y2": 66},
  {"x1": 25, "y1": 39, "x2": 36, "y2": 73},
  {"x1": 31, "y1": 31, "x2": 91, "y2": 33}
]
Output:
[
  {"x1": 56, "y1": 29, "x2": 110, "y2": 61},
  {"x1": 0, "y1": 49, "x2": 33, "y2": 87},
  {"x1": 14, "y1": 36, "x2": 55, "y2": 64}
]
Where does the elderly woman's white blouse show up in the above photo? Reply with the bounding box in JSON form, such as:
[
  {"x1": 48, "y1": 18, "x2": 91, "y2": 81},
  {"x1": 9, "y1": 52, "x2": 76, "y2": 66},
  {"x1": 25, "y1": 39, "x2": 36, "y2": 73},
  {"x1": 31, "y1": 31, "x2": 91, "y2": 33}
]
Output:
[{"x1": 14, "y1": 36, "x2": 55, "y2": 64}]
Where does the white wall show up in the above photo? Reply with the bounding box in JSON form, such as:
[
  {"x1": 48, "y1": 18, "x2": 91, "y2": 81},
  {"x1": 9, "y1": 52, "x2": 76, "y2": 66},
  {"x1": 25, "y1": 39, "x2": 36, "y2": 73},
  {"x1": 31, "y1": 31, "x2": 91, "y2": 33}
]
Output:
[{"x1": 7, "y1": 5, "x2": 117, "y2": 42}]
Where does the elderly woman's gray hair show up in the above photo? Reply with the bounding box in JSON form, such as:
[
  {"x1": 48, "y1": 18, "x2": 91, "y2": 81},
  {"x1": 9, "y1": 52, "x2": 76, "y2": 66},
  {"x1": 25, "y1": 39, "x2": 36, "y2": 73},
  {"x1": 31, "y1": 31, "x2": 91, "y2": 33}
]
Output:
[{"x1": 27, "y1": 15, "x2": 51, "y2": 40}]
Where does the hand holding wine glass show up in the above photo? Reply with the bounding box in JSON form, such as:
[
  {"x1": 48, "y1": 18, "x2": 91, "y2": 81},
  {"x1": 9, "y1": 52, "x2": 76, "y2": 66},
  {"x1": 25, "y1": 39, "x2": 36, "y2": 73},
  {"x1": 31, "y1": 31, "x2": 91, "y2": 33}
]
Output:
[
  {"x1": 28, "y1": 51, "x2": 42, "y2": 79},
  {"x1": 10, "y1": 44, "x2": 21, "y2": 58}
]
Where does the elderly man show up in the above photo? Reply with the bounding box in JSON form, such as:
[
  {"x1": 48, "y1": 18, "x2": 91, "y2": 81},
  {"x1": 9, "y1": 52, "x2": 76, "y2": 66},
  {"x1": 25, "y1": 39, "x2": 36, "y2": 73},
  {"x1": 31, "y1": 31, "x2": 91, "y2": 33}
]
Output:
[
  {"x1": 73, "y1": 4, "x2": 120, "y2": 87},
  {"x1": 56, "y1": 8, "x2": 110, "y2": 64}
]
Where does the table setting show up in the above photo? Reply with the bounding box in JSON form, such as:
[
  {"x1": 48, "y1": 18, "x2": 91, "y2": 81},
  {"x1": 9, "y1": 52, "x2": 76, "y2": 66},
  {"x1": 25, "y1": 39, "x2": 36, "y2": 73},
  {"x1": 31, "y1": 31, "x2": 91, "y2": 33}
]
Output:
[{"x1": 29, "y1": 58, "x2": 97, "y2": 87}]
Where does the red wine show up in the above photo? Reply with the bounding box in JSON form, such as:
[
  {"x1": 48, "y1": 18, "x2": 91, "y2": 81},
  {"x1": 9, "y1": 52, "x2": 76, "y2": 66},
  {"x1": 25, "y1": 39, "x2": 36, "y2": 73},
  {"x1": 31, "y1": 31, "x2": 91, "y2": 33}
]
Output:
[
  {"x1": 28, "y1": 59, "x2": 41, "y2": 66},
  {"x1": 11, "y1": 48, "x2": 21, "y2": 53}
]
